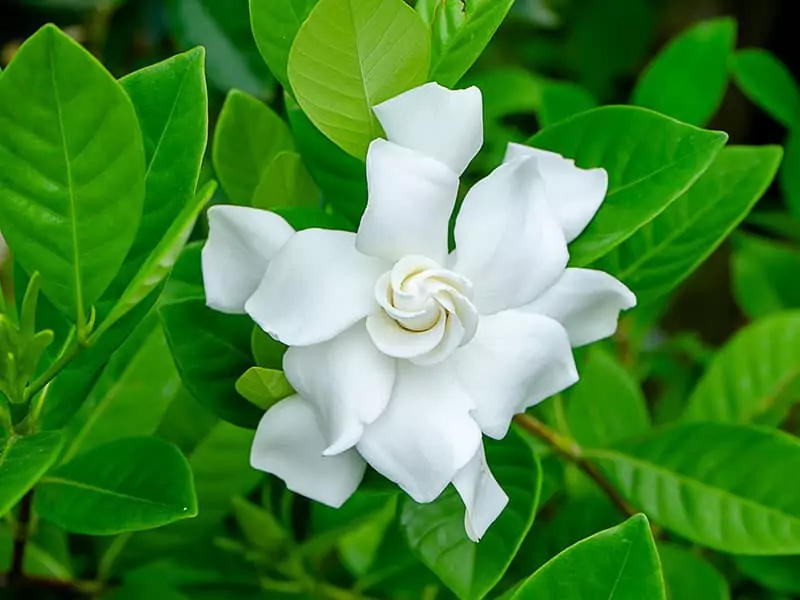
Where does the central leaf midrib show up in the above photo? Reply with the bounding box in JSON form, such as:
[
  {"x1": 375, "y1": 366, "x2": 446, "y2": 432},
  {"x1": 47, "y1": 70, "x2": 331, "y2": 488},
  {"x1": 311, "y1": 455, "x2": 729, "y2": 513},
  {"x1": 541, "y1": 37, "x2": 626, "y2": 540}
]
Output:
[{"x1": 40, "y1": 474, "x2": 178, "y2": 509}]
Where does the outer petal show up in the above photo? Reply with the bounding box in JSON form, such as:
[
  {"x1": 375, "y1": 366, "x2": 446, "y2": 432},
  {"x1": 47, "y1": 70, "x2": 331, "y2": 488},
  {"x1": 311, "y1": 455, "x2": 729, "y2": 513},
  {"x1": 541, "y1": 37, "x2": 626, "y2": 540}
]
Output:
[
  {"x1": 283, "y1": 322, "x2": 397, "y2": 456},
  {"x1": 357, "y1": 362, "x2": 481, "y2": 503},
  {"x1": 453, "y1": 309, "x2": 578, "y2": 439},
  {"x1": 373, "y1": 82, "x2": 483, "y2": 175},
  {"x1": 452, "y1": 158, "x2": 569, "y2": 315},
  {"x1": 522, "y1": 268, "x2": 636, "y2": 347},
  {"x1": 202, "y1": 205, "x2": 294, "y2": 313},
  {"x1": 245, "y1": 229, "x2": 388, "y2": 346},
  {"x1": 505, "y1": 143, "x2": 608, "y2": 242},
  {"x1": 250, "y1": 395, "x2": 366, "y2": 508},
  {"x1": 453, "y1": 444, "x2": 509, "y2": 541},
  {"x1": 357, "y1": 140, "x2": 459, "y2": 263}
]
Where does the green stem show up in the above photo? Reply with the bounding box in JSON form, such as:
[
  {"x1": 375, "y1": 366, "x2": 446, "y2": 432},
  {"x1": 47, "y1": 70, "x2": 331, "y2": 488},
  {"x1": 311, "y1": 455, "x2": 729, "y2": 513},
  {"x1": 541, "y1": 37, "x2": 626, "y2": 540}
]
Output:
[
  {"x1": 96, "y1": 532, "x2": 131, "y2": 583},
  {"x1": 23, "y1": 335, "x2": 83, "y2": 405}
]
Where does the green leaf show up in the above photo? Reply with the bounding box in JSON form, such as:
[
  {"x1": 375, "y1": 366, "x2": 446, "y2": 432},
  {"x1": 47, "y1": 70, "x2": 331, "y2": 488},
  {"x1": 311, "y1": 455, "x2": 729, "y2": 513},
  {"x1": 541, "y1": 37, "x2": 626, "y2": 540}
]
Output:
[
  {"x1": 235, "y1": 367, "x2": 293, "y2": 411},
  {"x1": 417, "y1": 0, "x2": 515, "y2": 87},
  {"x1": 231, "y1": 496, "x2": 288, "y2": 553},
  {"x1": 632, "y1": 18, "x2": 735, "y2": 126},
  {"x1": 287, "y1": 0, "x2": 430, "y2": 159},
  {"x1": 159, "y1": 243, "x2": 262, "y2": 428},
  {"x1": 683, "y1": 311, "x2": 800, "y2": 425},
  {"x1": 732, "y1": 234, "x2": 800, "y2": 319},
  {"x1": 734, "y1": 555, "x2": 800, "y2": 595},
  {"x1": 512, "y1": 515, "x2": 665, "y2": 600},
  {"x1": 590, "y1": 422, "x2": 800, "y2": 554},
  {"x1": 213, "y1": 90, "x2": 294, "y2": 205},
  {"x1": 731, "y1": 49, "x2": 800, "y2": 128},
  {"x1": 249, "y1": 0, "x2": 318, "y2": 92},
  {"x1": 251, "y1": 327, "x2": 287, "y2": 370},
  {"x1": 36, "y1": 437, "x2": 197, "y2": 535},
  {"x1": 0, "y1": 432, "x2": 63, "y2": 515},
  {"x1": 0, "y1": 25, "x2": 145, "y2": 326},
  {"x1": 659, "y1": 543, "x2": 729, "y2": 600},
  {"x1": 401, "y1": 430, "x2": 540, "y2": 600},
  {"x1": 0, "y1": 520, "x2": 73, "y2": 581},
  {"x1": 528, "y1": 106, "x2": 727, "y2": 266},
  {"x1": 593, "y1": 145, "x2": 782, "y2": 304},
  {"x1": 565, "y1": 347, "x2": 650, "y2": 448},
  {"x1": 537, "y1": 80, "x2": 597, "y2": 128},
  {"x1": 253, "y1": 151, "x2": 319, "y2": 210},
  {"x1": 780, "y1": 129, "x2": 800, "y2": 220}
]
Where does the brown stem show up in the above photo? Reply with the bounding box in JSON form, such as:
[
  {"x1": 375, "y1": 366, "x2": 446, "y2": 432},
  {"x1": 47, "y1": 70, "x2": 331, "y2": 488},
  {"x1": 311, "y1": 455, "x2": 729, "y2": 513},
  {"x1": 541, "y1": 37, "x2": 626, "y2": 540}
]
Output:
[{"x1": 9, "y1": 490, "x2": 34, "y2": 584}]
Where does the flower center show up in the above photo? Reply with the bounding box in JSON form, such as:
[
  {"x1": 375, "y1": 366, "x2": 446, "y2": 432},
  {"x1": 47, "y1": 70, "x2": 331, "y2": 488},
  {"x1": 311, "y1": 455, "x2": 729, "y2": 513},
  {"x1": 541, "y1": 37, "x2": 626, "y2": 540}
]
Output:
[{"x1": 366, "y1": 255, "x2": 479, "y2": 366}]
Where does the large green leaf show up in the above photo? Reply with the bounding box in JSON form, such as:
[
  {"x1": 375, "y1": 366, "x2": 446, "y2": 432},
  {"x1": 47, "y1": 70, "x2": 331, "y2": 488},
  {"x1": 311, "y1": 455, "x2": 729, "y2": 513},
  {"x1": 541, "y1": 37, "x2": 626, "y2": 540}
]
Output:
[
  {"x1": 159, "y1": 243, "x2": 261, "y2": 428},
  {"x1": 632, "y1": 18, "x2": 735, "y2": 126},
  {"x1": 528, "y1": 106, "x2": 727, "y2": 266},
  {"x1": 565, "y1": 347, "x2": 650, "y2": 448},
  {"x1": 732, "y1": 234, "x2": 800, "y2": 319},
  {"x1": 658, "y1": 543, "x2": 729, "y2": 600},
  {"x1": 594, "y1": 146, "x2": 781, "y2": 304},
  {"x1": 512, "y1": 515, "x2": 665, "y2": 599},
  {"x1": 683, "y1": 311, "x2": 800, "y2": 425},
  {"x1": 401, "y1": 430, "x2": 540, "y2": 600},
  {"x1": 287, "y1": 0, "x2": 429, "y2": 159},
  {"x1": 249, "y1": 0, "x2": 318, "y2": 92},
  {"x1": 731, "y1": 49, "x2": 800, "y2": 128},
  {"x1": 781, "y1": 129, "x2": 800, "y2": 220},
  {"x1": 36, "y1": 437, "x2": 197, "y2": 535},
  {"x1": 0, "y1": 25, "x2": 145, "y2": 326},
  {"x1": 734, "y1": 555, "x2": 800, "y2": 595},
  {"x1": 417, "y1": 0, "x2": 515, "y2": 87},
  {"x1": 252, "y1": 151, "x2": 319, "y2": 210},
  {"x1": 0, "y1": 432, "x2": 63, "y2": 515},
  {"x1": 212, "y1": 90, "x2": 294, "y2": 206},
  {"x1": 590, "y1": 422, "x2": 800, "y2": 554}
]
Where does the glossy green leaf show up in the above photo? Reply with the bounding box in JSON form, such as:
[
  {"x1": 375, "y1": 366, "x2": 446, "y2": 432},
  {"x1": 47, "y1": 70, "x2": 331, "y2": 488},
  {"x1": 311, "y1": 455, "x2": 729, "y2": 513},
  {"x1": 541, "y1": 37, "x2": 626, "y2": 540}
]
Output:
[
  {"x1": 735, "y1": 555, "x2": 800, "y2": 595},
  {"x1": 594, "y1": 145, "x2": 781, "y2": 304},
  {"x1": 732, "y1": 234, "x2": 800, "y2": 319},
  {"x1": 0, "y1": 432, "x2": 63, "y2": 515},
  {"x1": 235, "y1": 367, "x2": 293, "y2": 411},
  {"x1": 590, "y1": 422, "x2": 800, "y2": 554},
  {"x1": 512, "y1": 515, "x2": 665, "y2": 600},
  {"x1": 731, "y1": 48, "x2": 800, "y2": 128},
  {"x1": 537, "y1": 80, "x2": 597, "y2": 127},
  {"x1": 632, "y1": 18, "x2": 735, "y2": 126},
  {"x1": 36, "y1": 437, "x2": 197, "y2": 535},
  {"x1": 401, "y1": 430, "x2": 540, "y2": 600},
  {"x1": 288, "y1": 0, "x2": 429, "y2": 159},
  {"x1": 565, "y1": 347, "x2": 650, "y2": 448},
  {"x1": 417, "y1": 0, "x2": 515, "y2": 87},
  {"x1": 249, "y1": 0, "x2": 318, "y2": 92},
  {"x1": 213, "y1": 90, "x2": 294, "y2": 205},
  {"x1": 0, "y1": 25, "x2": 145, "y2": 326},
  {"x1": 159, "y1": 243, "x2": 261, "y2": 428},
  {"x1": 659, "y1": 543, "x2": 729, "y2": 600},
  {"x1": 528, "y1": 106, "x2": 727, "y2": 266},
  {"x1": 253, "y1": 151, "x2": 319, "y2": 210},
  {"x1": 683, "y1": 311, "x2": 800, "y2": 425}
]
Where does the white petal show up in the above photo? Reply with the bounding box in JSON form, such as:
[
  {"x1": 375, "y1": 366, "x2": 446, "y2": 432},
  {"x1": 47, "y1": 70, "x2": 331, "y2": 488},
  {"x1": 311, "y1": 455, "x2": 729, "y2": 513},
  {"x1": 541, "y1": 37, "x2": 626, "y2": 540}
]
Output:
[
  {"x1": 522, "y1": 268, "x2": 636, "y2": 347},
  {"x1": 366, "y1": 309, "x2": 447, "y2": 360},
  {"x1": 357, "y1": 140, "x2": 459, "y2": 263},
  {"x1": 453, "y1": 444, "x2": 509, "y2": 541},
  {"x1": 250, "y1": 396, "x2": 366, "y2": 508},
  {"x1": 453, "y1": 309, "x2": 578, "y2": 439},
  {"x1": 505, "y1": 143, "x2": 608, "y2": 243},
  {"x1": 245, "y1": 229, "x2": 389, "y2": 346},
  {"x1": 452, "y1": 158, "x2": 569, "y2": 315},
  {"x1": 373, "y1": 82, "x2": 483, "y2": 175},
  {"x1": 283, "y1": 322, "x2": 396, "y2": 455},
  {"x1": 357, "y1": 362, "x2": 481, "y2": 503},
  {"x1": 202, "y1": 205, "x2": 294, "y2": 313}
]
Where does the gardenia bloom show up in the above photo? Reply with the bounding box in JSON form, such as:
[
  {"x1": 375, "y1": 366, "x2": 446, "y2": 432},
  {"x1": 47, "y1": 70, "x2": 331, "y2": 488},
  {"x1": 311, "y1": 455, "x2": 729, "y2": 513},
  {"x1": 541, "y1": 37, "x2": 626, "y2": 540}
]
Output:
[{"x1": 201, "y1": 83, "x2": 635, "y2": 541}]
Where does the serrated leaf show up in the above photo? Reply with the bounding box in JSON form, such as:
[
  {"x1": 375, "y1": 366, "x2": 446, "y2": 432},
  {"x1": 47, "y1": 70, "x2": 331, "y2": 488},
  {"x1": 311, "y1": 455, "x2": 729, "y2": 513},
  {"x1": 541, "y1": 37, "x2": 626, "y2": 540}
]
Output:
[
  {"x1": 0, "y1": 432, "x2": 63, "y2": 515},
  {"x1": 253, "y1": 151, "x2": 319, "y2": 210},
  {"x1": 731, "y1": 48, "x2": 800, "y2": 128},
  {"x1": 528, "y1": 106, "x2": 727, "y2": 266},
  {"x1": 288, "y1": 0, "x2": 429, "y2": 159},
  {"x1": 732, "y1": 234, "x2": 800, "y2": 319},
  {"x1": 659, "y1": 543, "x2": 729, "y2": 600},
  {"x1": 235, "y1": 367, "x2": 293, "y2": 411}
]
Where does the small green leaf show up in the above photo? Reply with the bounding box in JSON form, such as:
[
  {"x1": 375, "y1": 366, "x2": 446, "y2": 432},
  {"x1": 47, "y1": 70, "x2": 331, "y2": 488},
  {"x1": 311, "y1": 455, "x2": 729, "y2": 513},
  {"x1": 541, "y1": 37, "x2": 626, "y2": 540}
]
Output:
[
  {"x1": 401, "y1": 430, "x2": 540, "y2": 600},
  {"x1": 683, "y1": 311, "x2": 800, "y2": 426},
  {"x1": 36, "y1": 437, "x2": 197, "y2": 535},
  {"x1": 253, "y1": 151, "x2": 319, "y2": 210},
  {"x1": 235, "y1": 367, "x2": 293, "y2": 411},
  {"x1": 0, "y1": 432, "x2": 63, "y2": 516},
  {"x1": 512, "y1": 515, "x2": 665, "y2": 600},
  {"x1": 731, "y1": 48, "x2": 800, "y2": 128},
  {"x1": 590, "y1": 422, "x2": 800, "y2": 554},
  {"x1": 528, "y1": 106, "x2": 727, "y2": 266},
  {"x1": 288, "y1": 0, "x2": 430, "y2": 159},
  {"x1": 632, "y1": 18, "x2": 736, "y2": 126},
  {"x1": 732, "y1": 234, "x2": 800, "y2": 319},
  {"x1": 0, "y1": 25, "x2": 145, "y2": 326},
  {"x1": 417, "y1": 0, "x2": 515, "y2": 87},
  {"x1": 659, "y1": 543, "x2": 730, "y2": 600},
  {"x1": 734, "y1": 555, "x2": 800, "y2": 595},
  {"x1": 231, "y1": 496, "x2": 288, "y2": 552},
  {"x1": 213, "y1": 90, "x2": 294, "y2": 205}
]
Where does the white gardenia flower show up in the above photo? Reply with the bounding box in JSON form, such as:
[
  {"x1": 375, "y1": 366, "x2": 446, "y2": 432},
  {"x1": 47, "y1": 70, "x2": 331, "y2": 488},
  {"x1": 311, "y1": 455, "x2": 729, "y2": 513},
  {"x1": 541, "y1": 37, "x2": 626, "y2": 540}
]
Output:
[{"x1": 201, "y1": 82, "x2": 636, "y2": 541}]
